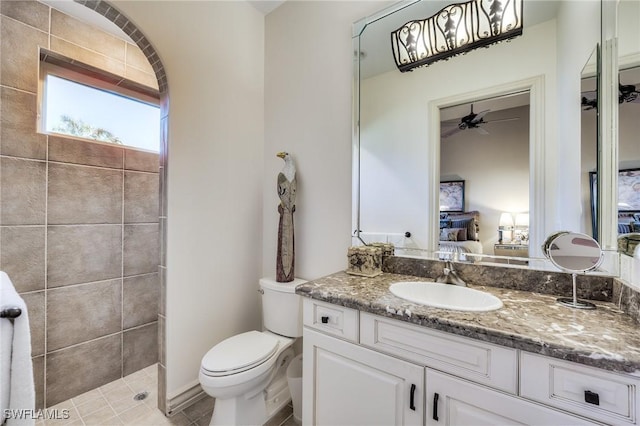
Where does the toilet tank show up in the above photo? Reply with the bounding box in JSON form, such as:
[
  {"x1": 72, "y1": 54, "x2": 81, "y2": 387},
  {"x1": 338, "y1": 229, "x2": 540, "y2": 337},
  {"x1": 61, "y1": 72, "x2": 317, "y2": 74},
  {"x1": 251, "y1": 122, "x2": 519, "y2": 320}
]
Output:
[{"x1": 260, "y1": 277, "x2": 306, "y2": 338}]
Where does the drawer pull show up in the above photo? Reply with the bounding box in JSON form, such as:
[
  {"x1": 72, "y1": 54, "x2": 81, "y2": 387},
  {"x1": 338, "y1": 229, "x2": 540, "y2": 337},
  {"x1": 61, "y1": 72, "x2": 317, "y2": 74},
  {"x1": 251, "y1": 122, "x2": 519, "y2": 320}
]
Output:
[
  {"x1": 584, "y1": 390, "x2": 600, "y2": 406},
  {"x1": 409, "y1": 384, "x2": 416, "y2": 411},
  {"x1": 433, "y1": 392, "x2": 439, "y2": 421},
  {"x1": 321, "y1": 316, "x2": 329, "y2": 324}
]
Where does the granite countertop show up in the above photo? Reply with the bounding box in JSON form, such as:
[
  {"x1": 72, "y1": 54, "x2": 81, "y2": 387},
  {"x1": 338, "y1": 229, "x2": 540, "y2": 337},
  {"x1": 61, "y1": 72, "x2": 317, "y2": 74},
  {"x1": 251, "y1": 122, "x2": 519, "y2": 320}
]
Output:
[{"x1": 296, "y1": 271, "x2": 640, "y2": 376}]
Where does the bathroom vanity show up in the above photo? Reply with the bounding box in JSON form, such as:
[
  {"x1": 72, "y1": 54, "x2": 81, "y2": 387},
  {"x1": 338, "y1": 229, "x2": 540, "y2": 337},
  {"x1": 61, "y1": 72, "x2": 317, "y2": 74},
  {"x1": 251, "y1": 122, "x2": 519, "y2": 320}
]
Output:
[{"x1": 298, "y1": 271, "x2": 640, "y2": 425}]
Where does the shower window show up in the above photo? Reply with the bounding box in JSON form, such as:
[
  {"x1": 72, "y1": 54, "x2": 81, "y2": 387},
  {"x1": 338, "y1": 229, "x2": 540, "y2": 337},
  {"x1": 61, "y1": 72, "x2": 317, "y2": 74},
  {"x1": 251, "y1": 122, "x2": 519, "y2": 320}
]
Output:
[{"x1": 40, "y1": 62, "x2": 161, "y2": 152}]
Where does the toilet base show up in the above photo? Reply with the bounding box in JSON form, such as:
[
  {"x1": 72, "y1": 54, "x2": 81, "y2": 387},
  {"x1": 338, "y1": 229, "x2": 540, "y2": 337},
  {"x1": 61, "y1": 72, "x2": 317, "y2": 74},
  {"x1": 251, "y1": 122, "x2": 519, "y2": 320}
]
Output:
[
  {"x1": 209, "y1": 392, "x2": 265, "y2": 426},
  {"x1": 207, "y1": 347, "x2": 295, "y2": 425}
]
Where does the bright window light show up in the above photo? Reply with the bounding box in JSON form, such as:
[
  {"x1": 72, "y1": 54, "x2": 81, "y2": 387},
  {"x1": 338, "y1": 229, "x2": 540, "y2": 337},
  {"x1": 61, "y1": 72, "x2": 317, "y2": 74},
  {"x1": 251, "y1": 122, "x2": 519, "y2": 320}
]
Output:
[{"x1": 44, "y1": 74, "x2": 160, "y2": 152}]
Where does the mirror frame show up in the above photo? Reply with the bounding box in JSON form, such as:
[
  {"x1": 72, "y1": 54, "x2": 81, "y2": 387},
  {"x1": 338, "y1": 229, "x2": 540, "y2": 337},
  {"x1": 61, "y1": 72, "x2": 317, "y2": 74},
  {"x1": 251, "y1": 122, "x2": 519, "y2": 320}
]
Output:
[{"x1": 352, "y1": 0, "x2": 619, "y2": 273}]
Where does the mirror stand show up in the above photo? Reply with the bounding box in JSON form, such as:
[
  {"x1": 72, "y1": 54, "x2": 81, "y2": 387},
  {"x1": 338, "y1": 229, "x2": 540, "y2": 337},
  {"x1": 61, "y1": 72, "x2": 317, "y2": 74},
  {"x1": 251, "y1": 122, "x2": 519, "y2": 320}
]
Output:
[
  {"x1": 543, "y1": 231, "x2": 603, "y2": 310},
  {"x1": 556, "y1": 273, "x2": 596, "y2": 310}
]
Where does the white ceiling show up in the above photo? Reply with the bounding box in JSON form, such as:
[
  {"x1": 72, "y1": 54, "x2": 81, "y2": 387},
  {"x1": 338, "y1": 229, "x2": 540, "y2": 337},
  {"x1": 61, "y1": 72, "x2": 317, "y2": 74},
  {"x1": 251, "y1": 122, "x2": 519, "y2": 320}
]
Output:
[{"x1": 248, "y1": 0, "x2": 285, "y2": 15}]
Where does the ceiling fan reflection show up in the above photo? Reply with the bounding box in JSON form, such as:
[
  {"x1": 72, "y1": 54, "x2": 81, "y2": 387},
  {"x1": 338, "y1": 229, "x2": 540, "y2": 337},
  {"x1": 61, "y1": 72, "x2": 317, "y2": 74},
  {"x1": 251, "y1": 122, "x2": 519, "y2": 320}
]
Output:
[{"x1": 441, "y1": 104, "x2": 519, "y2": 138}]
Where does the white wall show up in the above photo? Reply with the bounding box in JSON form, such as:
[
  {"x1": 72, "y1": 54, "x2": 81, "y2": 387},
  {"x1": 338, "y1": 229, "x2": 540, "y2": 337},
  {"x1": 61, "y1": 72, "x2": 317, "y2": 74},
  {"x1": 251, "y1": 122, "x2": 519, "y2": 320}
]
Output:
[
  {"x1": 114, "y1": 1, "x2": 265, "y2": 398},
  {"x1": 263, "y1": 1, "x2": 392, "y2": 281},
  {"x1": 556, "y1": 0, "x2": 601, "y2": 234}
]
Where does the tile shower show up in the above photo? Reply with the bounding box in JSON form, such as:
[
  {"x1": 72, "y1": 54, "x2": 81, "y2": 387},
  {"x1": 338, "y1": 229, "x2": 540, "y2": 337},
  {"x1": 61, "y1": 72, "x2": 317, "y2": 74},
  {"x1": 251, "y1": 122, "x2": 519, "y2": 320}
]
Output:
[{"x1": 0, "y1": 1, "x2": 161, "y2": 409}]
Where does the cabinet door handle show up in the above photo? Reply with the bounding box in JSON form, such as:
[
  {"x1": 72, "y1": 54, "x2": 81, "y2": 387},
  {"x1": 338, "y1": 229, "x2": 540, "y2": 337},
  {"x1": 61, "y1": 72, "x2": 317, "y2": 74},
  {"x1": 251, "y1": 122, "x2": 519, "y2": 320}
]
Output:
[
  {"x1": 409, "y1": 384, "x2": 416, "y2": 411},
  {"x1": 584, "y1": 390, "x2": 600, "y2": 406},
  {"x1": 321, "y1": 316, "x2": 329, "y2": 324},
  {"x1": 433, "y1": 392, "x2": 439, "y2": 421}
]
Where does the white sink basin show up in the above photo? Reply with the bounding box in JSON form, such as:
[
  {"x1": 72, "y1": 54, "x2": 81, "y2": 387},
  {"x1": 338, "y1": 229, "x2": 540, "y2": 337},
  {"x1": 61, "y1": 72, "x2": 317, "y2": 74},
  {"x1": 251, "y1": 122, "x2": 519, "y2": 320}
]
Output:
[{"x1": 389, "y1": 281, "x2": 503, "y2": 312}]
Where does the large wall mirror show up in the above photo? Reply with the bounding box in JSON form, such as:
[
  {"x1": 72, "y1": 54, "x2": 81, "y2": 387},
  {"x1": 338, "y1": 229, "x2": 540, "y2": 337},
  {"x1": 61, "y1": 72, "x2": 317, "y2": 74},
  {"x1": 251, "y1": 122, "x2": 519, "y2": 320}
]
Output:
[{"x1": 353, "y1": 0, "x2": 619, "y2": 273}]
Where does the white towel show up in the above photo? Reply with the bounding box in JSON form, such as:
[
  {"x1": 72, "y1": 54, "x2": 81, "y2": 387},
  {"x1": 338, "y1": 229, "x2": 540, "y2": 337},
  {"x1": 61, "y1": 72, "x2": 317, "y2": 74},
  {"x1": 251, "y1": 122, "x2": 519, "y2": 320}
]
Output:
[{"x1": 0, "y1": 271, "x2": 35, "y2": 426}]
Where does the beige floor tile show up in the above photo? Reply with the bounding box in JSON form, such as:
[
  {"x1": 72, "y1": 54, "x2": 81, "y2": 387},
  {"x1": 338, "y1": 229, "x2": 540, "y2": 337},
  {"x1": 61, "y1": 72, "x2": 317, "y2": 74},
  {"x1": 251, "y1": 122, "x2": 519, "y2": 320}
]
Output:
[
  {"x1": 123, "y1": 369, "x2": 148, "y2": 384},
  {"x1": 164, "y1": 412, "x2": 192, "y2": 426},
  {"x1": 74, "y1": 394, "x2": 110, "y2": 417},
  {"x1": 82, "y1": 405, "x2": 119, "y2": 425},
  {"x1": 44, "y1": 402, "x2": 82, "y2": 426},
  {"x1": 118, "y1": 402, "x2": 153, "y2": 425},
  {"x1": 110, "y1": 394, "x2": 145, "y2": 415},
  {"x1": 100, "y1": 378, "x2": 131, "y2": 395},
  {"x1": 128, "y1": 409, "x2": 174, "y2": 426},
  {"x1": 142, "y1": 390, "x2": 158, "y2": 409},
  {"x1": 70, "y1": 387, "x2": 102, "y2": 406},
  {"x1": 102, "y1": 386, "x2": 135, "y2": 406},
  {"x1": 141, "y1": 364, "x2": 157, "y2": 376},
  {"x1": 45, "y1": 420, "x2": 83, "y2": 426},
  {"x1": 125, "y1": 376, "x2": 155, "y2": 394}
]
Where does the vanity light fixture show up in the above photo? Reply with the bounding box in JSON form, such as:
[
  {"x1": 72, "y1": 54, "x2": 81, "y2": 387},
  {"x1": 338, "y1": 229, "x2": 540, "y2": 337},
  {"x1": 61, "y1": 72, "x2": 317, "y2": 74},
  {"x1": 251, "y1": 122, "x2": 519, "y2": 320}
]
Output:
[{"x1": 391, "y1": 0, "x2": 523, "y2": 72}]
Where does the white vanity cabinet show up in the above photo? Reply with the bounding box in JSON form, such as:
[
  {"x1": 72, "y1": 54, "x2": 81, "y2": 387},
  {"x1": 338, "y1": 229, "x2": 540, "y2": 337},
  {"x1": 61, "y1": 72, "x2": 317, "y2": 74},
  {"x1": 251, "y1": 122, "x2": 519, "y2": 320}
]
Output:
[
  {"x1": 303, "y1": 328, "x2": 424, "y2": 425},
  {"x1": 425, "y1": 371, "x2": 597, "y2": 425},
  {"x1": 302, "y1": 298, "x2": 637, "y2": 425}
]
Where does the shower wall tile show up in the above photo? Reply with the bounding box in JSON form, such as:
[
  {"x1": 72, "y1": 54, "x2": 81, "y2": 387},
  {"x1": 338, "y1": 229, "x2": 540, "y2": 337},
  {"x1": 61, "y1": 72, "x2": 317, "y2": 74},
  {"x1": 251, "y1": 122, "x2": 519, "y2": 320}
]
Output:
[
  {"x1": 123, "y1": 224, "x2": 159, "y2": 276},
  {"x1": 47, "y1": 163, "x2": 123, "y2": 225},
  {"x1": 46, "y1": 334, "x2": 122, "y2": 407},
  {"x1": 124, "y1": 171, "x2": 159, "y2": 223},
  {"x1": 123, "y1": 322, "x2": 158, "y2": 376},
  {"x1": 157, "y1": 364, "x2": 166, "y2": 414},
  {"x1": 47, "y1": 225, "x2": 122, "y2": 287},
  {"x1": 49, "y1": 136, "x2": 124, "y2": 169},
  {"x1": 47, "y1": 279, "x2": 122, "y2": 351},
  {"x1": 0, "y1": 157, "x2": 46, "y2": 225},
  {"x1": 50, "y1": 36, "x2": 126, "y2": 77},
  {"x1": 125, "y1": 42, "x2": 155, "y2": 74},
  {"x1": 32, "y1": 355, "x2": 44, "y2": 409},
  {"x1": 22, "y1": 290, "x2": 45, "y2": 357},
  {"x1": 124, "y1": 149, "x2": 159, "y2": 173},
  {"x1": 0, "y1": 15, "x2": 48, "y2": 92},
  {"x1": 158, "y1": 315, "x2": 165, "y2": 366},
  {"x1": 2, "y1": 1, "x2": 164, "y2": 409},
  {"x1": 159, "y1": 267, "x2": 166, "y2": 316},
  {"x1": 0, "y1": 0, "x2": 50, "y2": 31},
  {"x1": 0, "y1": 87, "x2": 47, "y2": 160},
  {"x1": 123, "y1": 273, "x2": 159, "y2": 329},
  {"x1": 124, "y1": 66, "x2": 158, "y2": 91},
  {"x1": 50, "y1": 9, "x2": 126, "y2": 60},
  {"x1": 0, "y1": 226, "x2": 45, "y2": 293}
]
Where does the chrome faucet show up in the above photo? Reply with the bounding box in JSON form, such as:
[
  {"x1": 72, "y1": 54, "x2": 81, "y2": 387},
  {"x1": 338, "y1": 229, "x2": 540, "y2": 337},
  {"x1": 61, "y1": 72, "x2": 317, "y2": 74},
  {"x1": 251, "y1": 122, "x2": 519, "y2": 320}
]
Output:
[{"x1": 436, "y1": 261, "x2": 467, "y2": 287}]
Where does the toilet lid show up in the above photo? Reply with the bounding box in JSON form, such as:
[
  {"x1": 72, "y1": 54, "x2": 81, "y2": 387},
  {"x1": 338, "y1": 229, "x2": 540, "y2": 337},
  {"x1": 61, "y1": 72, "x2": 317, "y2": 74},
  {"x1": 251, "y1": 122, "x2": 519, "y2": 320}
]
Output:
[{"x1": 201, "y1": 331, "x2": 279, "y2": 375}]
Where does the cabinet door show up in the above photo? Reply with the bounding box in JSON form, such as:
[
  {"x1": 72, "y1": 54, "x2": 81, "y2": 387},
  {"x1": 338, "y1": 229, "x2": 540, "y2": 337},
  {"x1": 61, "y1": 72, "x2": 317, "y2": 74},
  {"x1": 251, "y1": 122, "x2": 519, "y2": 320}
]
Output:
[
  {"x1": 426, "y1": 370, "x2": 598, "y2": 425},
  {"x1": 303, "y1": 328, "x2": 423, "y2": 426}
]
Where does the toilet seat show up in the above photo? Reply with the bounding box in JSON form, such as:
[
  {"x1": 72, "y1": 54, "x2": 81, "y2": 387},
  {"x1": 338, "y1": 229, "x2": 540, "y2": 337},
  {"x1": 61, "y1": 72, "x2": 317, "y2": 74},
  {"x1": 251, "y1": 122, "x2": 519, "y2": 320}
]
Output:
[{"x1": 201, "y1": 331, "x2": 279, "y2": 377}]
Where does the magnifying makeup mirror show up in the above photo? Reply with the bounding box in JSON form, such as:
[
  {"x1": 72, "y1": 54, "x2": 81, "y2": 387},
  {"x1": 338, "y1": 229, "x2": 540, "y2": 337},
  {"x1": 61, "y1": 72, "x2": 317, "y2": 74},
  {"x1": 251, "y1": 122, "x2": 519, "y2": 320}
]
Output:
[{"x1": 542, "y1": 231, "x2": 603, "y2": 310}]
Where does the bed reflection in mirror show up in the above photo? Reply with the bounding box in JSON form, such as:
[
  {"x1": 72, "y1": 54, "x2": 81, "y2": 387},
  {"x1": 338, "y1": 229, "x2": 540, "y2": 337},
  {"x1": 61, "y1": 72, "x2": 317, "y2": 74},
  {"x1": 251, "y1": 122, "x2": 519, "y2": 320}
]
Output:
[{"x1": 439, "y1": 93, "x2": 529, "y2": 262}]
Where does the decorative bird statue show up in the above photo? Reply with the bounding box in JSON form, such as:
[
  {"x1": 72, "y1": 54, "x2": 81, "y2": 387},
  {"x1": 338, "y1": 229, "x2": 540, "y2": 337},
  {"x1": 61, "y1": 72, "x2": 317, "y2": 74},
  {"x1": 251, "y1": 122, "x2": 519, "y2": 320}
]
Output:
[{"x1": 276, "y1": 152, "x2": 296, "y2": 282}]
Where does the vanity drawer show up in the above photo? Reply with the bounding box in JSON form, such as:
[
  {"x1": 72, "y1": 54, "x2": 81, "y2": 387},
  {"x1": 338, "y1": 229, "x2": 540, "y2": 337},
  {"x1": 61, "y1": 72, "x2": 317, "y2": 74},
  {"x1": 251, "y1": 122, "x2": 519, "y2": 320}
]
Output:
[
  {"x1": 303, "y1": 298, "x2": 359, "y2": 343},
  {"x1": 360, "y1": 312, "x2": 517, "y2": 394},
  {"x1": 520, "y1": 352, "x2": 640, "y2": 424}
]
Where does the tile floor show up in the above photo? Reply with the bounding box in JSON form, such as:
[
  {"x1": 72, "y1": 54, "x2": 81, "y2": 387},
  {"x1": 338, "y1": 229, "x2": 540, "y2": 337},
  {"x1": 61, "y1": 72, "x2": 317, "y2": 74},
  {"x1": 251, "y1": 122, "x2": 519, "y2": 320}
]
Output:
[{"x1": 39, "y1": 364, "x2": 298, "y2": 426}]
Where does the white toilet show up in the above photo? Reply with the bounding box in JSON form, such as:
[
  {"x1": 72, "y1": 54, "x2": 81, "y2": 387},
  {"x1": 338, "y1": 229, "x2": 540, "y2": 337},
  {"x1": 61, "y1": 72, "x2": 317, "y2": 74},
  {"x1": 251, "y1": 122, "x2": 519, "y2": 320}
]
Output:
[{"x1": 199, "y1": 277, "x2": 306, "y2": 425}]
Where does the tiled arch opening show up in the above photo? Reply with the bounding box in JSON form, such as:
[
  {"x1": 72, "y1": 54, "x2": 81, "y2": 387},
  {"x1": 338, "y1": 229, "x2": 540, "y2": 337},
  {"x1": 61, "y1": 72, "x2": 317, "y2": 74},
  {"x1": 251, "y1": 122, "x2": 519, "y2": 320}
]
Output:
[{"x1": 75, "y1": 0, "x2": 170, "y2": 414}]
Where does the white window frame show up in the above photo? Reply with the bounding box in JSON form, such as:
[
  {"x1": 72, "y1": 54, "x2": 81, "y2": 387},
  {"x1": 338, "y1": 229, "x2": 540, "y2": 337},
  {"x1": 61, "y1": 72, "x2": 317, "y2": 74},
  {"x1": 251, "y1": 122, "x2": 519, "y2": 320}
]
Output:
[{"x1": 38, "y1": 60, "x2": 160, "y2": 152}]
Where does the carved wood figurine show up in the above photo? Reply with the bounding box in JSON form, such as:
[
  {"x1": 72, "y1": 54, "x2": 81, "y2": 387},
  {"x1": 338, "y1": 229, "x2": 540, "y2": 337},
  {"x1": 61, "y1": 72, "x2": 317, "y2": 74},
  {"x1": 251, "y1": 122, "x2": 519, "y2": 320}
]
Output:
[{"x1": 276, "y1": 152, "x2": 296, "y2": 282}]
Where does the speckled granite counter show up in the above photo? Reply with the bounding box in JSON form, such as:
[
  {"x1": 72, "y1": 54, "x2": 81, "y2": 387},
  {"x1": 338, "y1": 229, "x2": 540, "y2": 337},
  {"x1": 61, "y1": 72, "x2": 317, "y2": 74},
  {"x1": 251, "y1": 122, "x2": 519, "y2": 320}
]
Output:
[{"x1": 296, "y1": 271, "x2": 640, "y2": 376}]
